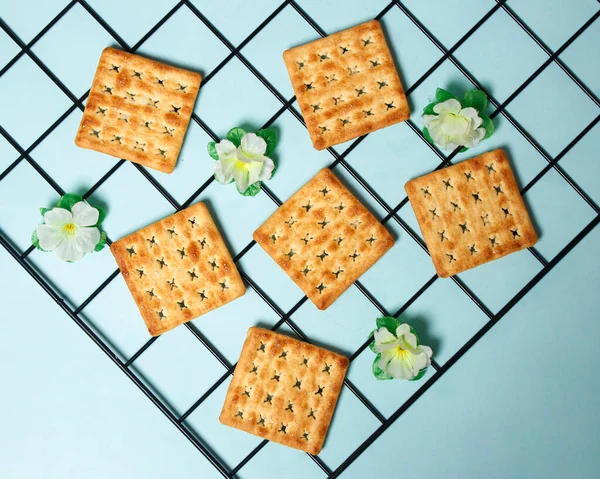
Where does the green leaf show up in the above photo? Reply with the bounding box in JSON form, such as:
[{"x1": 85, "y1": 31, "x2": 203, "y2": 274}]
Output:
[
  {"x1": 423, "y1": 101, "x2": 438, "y2": 115},
  {"x1": 207, "y1": 141, "x2": 219, "y2": 160},
  {"x1": 94, "y1": 231, "x2": 107, "y2": 252},
  {"x1": 410, "y1": 367, "x2": 427, "y2": 382},
  {"x1": 372, "y1": 354, "x2": 393, "y2": 380},
  {"x1": 40, "y1": 207, "x2": 50, "y2": 217},
  {"x1": 367, "y1": 330, "x2": 377, "y2": 353},
  {"x1": 239, "y1": 182, "x2": 262, "y2": 197},
  {"x1": 460, "y1": 146, "x2": 469, "y2": 152},
  {"x1": 56, "y1": 193, "x2": 83, "y2": 211},
  {"x1": 94, "y1": 205, "x2": 106, "y2": 226},
  {"x1": 423, "y1": 127, "x2": 434, "y2": 145},
  {"x1": 435, "y1": 88, "x2": 456, "y2": 103},
  {"x1": 32, "y1": 229, "x2": 40, "y2": 249},
  {"x1": 480, "y1": 114, "x2": 495, "y2": 140},
  {"x1": 462, "y1": 89, "x2": 488, "y2": 113},
  {"x1": 31, "y1": 229, "x2": 48, "y2": 252},
  {"x1": 226, "y1": 127, "x2": 247, "y2": 147},
  {"x1": 256, "y1": 129, "x2": 277, "y2": 157},
  {"x1": 376, "y1": 316, "x2": 400, "y2": 335},
  {"x1": 269, "y1": 157, "x2": 278, "y2": 180}
]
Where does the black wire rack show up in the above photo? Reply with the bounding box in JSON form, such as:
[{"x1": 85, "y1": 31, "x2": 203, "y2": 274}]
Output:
[{"x1": 1, "y1": 1, "x2": 599, "y2": 477}]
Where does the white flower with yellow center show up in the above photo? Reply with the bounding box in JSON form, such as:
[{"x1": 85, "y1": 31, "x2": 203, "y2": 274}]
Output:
[
  {"x1": 373, "y1": 324, "x2": 432, "y2": 380},
  {"x1": 214, "y1": 133, "x2": 275, "y2": 193},
  {"x1": 423, "y1": 98, "x2": 485, "y2": 151},
  {"x1": 36, "y1": 201, "x2": 101, "y2": 262}
]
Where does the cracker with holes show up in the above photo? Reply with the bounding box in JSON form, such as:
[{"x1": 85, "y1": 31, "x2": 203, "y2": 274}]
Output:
[
  {"x1": 110, "y1": 202, "x2": 245, "y2": 336},
  {"x1": 75, "y1": 47, "x2": 201, "y2": 173},
  {"x1": 283, "y1": 20, "x2": 409, "y2": 150},
  {"x1": 405, "y1": 149, "x2": 537, "y2": 278},
  {"x1": 253, "y1": 168, "x2": 394, "y2": 310},
  {"x1": 219, "y1": 327, "x2": 349, "y2": 455}
]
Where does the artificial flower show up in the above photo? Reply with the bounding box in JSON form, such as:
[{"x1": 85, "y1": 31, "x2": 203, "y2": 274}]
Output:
[
  {"x1": 369, "y1": 316, "x2": 433, "y2": 381},
  {"x1": 208, "y1": 127, "x2": 277, "y2": 196},
  {"x1": 422, "y1": 88, "x2": 494, "y2": 152},
  {"x1": 32, "y1": 193, "x2": 106, "y2": 262}
]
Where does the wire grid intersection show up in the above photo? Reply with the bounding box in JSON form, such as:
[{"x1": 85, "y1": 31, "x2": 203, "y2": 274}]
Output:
[{"x1": 0, "y1": 0, "x2": 599, "y2": 477}]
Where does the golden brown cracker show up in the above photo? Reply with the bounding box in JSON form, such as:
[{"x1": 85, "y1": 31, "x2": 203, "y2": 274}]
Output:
[
  {"x1": 405, "y1": 149, "x2": 538, "y2": 278},
  {"x1": 75, "y1": 47, "x2": 201, "y2": 173},
  {"x1": 219, "y1": 327, "x2": 349, "y2": 455},
  {"x1": 283, "y1": 20, "x2": 409, "y2": 150},
  {"x1": 253, "y1": 168, "x2": 394, "y2": 310},
  {"x1": 110, "y1": 202, "x2": 245, "y2": 336}
]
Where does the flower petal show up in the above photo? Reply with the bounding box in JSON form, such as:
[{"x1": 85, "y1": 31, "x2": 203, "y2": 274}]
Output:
[
  {"x1": 233, "y1": 164, "x2": 250, "y2": 193},
  {"x1": 36, "y1": 224, "x2": 64, "y2": 251},
  {"x1": 460, "y1": 107, "x2": 483, "y2": 129},
  {"x1": 213, "y1": 161, "x2": 227, "y2": 184},
  {"x1": 215, "y1": 139, "x2": 237, "y2": 158},
  {"x1": 44, "y1": 207, "x2": 72, "y2": 228},
  {"x1": 54, "y1": 237, "x2": 85, "y2": 262},
  {"x1": 214, "y1": 157, "x2": 238, "y2": 183},
  {"x1": 439, "y1": 111, "x2": 470, "y2": 136},
  {"x1": 374, "y1": 327, "x2": 399, "y2": 352},
  {"x1": 428, "y1": 120, "x2": 453, "y2": 150},
  {"x1": 420, "y1": 345, "x2": 433, "y2": 360},
  {"x1": 395, "y1": 324, "x2": 410, "y2": 337},
  {"x1": 411, "y1": 348, "x2": 432, "y2": 372},
  {"x1": 258, "y1": 157, "x2": 275, "y2": 181},
  {"x1": 73, "y1": 226, "x2": 101, "y2": 254},
  {"x1": 434, "y1": 98, "x2": 461, "y2": 115},
  {"x1": 402, "y1": 332, "x2": 419, "y2": 351},
  {"x1": 241, "y1": 132, "x2": 267, "y2": 157},
  {"x1": 463, "y1": 127, "x2": 486, "y2": 148},
  {"x1": 381, "y1": 350, "x2": 414, "y2": 379},
  {"x1": 71, "y1": 201, "x2": 99, "y2": 227},
  {"x1": 422, "y1": 114, "x2": 439, "y2": 129},
  {"x1": 247, "y1": 160, "x2": 264, "y2": 186}
]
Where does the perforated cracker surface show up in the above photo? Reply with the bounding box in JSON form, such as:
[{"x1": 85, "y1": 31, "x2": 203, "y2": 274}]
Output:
[
  {"x1": 405, "y1": 149, "x2": 538, "y2": 278},
  {"x1": 253, "y1": 168, "x2": 394, "y2": 310},
  {"x1": 283, "y1": 20, "x2": 409, "y2": 150},
  {"x1": 75, "y1": 47, "x2": 201, "y2": 173},
  {"x1": 110, "y1": 202, "x2": 245, "y2": 336},
  {"x1": 219, "y1": 327, "x2": 349, "y2": 455}
]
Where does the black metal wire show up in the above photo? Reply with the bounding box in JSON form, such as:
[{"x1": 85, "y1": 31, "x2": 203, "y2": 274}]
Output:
[{"x1": 0, "y1": 0, "x2": 598, "y2": 477}]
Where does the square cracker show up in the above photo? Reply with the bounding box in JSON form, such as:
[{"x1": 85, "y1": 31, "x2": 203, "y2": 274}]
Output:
[
  {"x1": 219, "y1": 327, "x2": 349, "y2": 455},
  {"x1": 75, "y1": 47, "x2": 201, "y2": 173},
  {"x1": 283, "y1": 20, "x2": 409, "y2": 150},
  {"x1": 110, "y1": 202, "x2": 245, "y2": 336},
  {"x1": 253, "y1": 168, "x2": 394, "y2": 310},
  {"x1": 405, "y1": 149, "x2": 538, "y2": 278}
]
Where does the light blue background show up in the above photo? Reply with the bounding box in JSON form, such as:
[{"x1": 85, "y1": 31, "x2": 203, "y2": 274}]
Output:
[{"x1": 1, "y1": 0, "x2": 599, "y2": 478}]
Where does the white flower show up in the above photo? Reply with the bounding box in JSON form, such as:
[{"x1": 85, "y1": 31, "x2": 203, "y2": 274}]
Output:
[
  {"x1": 36, "y1": 201, "x2": 101, "y2": 262},
  {"x1": 213, "y1": 133, "x2": 275, "y2": 193},
  {"x1": 374, "y1": 324, "x2": 432, "y2": 380},
  {"x1": 423, "y1": 98, "x2": 485, "y2": 151}
]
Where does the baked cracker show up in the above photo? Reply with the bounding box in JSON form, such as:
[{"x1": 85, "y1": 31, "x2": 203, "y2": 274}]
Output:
[
  {"x1": 219, "y1": 327, "x2": 349, "y2": 455},
  {"x1": 253, "y1": 168, "x2": 394, "y2": 310},
  {"x1": 75, "y1": 47, "x2": 201, "y2": 173},
  {"x1": 283, "y1": 20, "x2": 409, "y2": 150},
  {"x1": 405, "y1": 149, "x2": 538, "y2": 278},
  {"x1": 110, "y1": 202, "x2": 245, "y2": 336}
]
